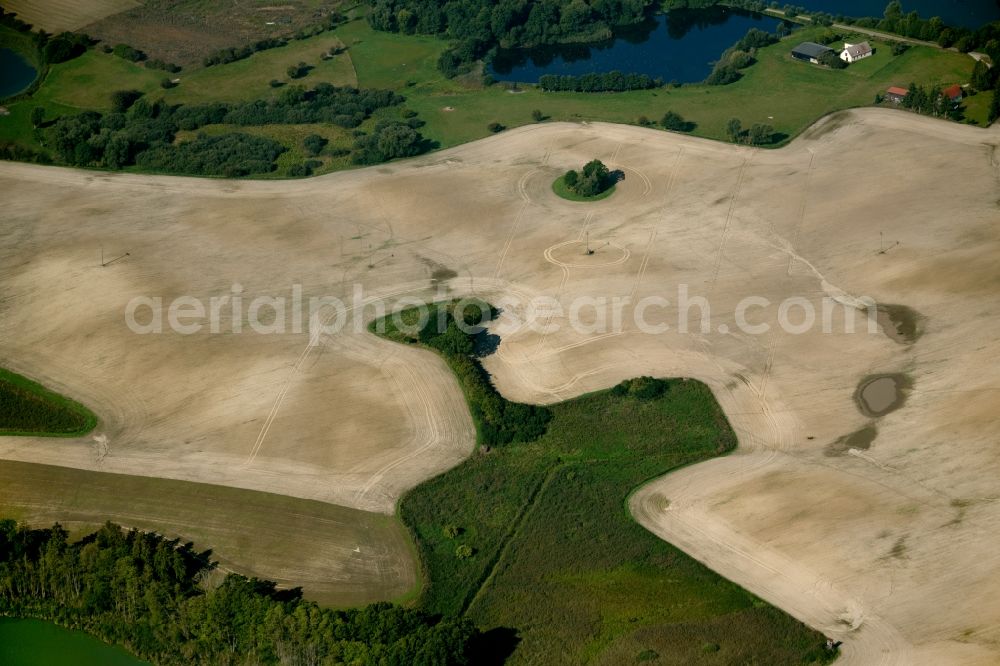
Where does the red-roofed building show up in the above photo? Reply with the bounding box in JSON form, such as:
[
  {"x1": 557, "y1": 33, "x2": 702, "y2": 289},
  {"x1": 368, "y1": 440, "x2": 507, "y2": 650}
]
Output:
[
  {"x1": 942, "y1": 84, "x2": 963, "y2": 104},
  {"x1": 885, "y1": 86, "x2": 908, "y2": 103}
]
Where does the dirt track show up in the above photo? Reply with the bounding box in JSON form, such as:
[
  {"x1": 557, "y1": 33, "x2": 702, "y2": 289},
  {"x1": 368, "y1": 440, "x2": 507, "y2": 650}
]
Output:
[{"x1": 2, "y1": 110, "x2": 1000, "y2": 661}]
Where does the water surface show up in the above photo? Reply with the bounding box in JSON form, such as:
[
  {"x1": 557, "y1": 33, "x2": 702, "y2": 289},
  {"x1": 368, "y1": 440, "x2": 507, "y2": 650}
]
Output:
[
  {"x1": 793, "y1": 0, "x2": 1000, "y2": 29},
  {"x1": 0, "y1": 48, "x2": 37, "y2": 98},
  {"x1": 490, "y1": 7, "x2": 784, "y2": 84}
]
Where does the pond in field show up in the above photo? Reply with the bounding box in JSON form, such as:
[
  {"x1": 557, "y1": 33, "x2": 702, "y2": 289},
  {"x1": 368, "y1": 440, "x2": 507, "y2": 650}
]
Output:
[
  {"x1": 793, "y1": 0, "x2": 1000, "y2": 29},
  {"x1": 489, "y1": 7, "x2": 785, "y2": 84},
  {"x1": 0, "y1": 48, "x2": 37, "y2": 98},
  {"x1": 0, "y1": 617, "x2": 147, "y2": 665}
]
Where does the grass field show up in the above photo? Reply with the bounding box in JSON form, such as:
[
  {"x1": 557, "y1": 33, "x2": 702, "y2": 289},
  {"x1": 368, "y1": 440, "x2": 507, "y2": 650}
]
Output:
[
  {"x1": 369, "y1": 302, "x2": 835, "y2": 664},
  {"x1": 0, "y1": 368, "x2": 96, "y2": 437},
  {"x1": 162, "y1": 35, "x2": 357, "y2": 105},
  {"x1": 0, "y1": 459, "x2": 417, "y2": 608},
  {"x1": 0, "y1": 15, "x2": 986, "y2": 172},
  {"x1": 399, "y1": 379, "x2": 834, "y2": 664}
]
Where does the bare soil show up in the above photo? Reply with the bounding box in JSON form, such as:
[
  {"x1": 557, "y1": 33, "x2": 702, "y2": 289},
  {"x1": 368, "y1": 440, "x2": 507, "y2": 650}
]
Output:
[{"x1": 1, "y1": 109, "x2": 999, "y2": 663}]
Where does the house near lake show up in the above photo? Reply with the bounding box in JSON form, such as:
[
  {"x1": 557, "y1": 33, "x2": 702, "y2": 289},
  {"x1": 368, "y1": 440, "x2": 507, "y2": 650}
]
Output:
[
  {"x1": 791, "y1": 42, "x2": 834, "y2": 65},
  {"x1": 885, "y1": 86, "x2": 909, "y2": 103},
  {"x1": 840, "y1": 41, "x2": 873, "y2": 63}
]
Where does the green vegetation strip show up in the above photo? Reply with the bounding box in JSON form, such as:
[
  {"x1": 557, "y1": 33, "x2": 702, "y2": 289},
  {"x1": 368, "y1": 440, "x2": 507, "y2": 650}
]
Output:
[
  {"x1": 1, "y1": 17, "x2": 986, "y2": 178},
  {"x1": 375, "y1": 305, "x2": 835, "y2": 665},
  {"x1": 0, "y1": 368, "x2": 96, "y2": 436}
]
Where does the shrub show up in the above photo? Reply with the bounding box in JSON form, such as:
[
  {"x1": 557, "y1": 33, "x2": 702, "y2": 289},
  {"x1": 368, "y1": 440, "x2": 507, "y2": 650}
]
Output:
[
  {"x1": 109, "y1": 89, "x2": 143, "y2": 113},
  {"x1": 303, "y1": 133, "x2": 328, "y2": 156},
  {"x1": 112, "y1": 43, "x2": 145, "y2": 62},
  {"x1": 660, "y1": 110, "x2": 687, "y2": 131},
  {"x1": 43, "y1": 32, "x2": 89, "y2": 64},
  {"x1": 610, "y1": 376, "x2": 669, "y2": 400},
  {"x1": 538, "y1": 71, "x2": 660, "y2": 92},
  {"x1": 146, "y1": 58, "x2": 180, "y2": 73},
  {"x1": 352, "y1": 120, "x2": 426, "y2": 164},
  {"x1": 160, "y1": 77, "x2": 176, "y2": 89},
  {"x1": 819, "y1": 50, "x2": 847, "y2": 69},
  {"x1": 748, "y1": 123, "x2": 776, "y2": 145},
  {"x1": 455, "y1": 544, "x2": 475, "y2": 559},
  {"x1": 487, "y1": 121, "x2": 505, "y2": 133},
  {"x1": 531, "y1": 109, "x2": 544, "y2": 121}
]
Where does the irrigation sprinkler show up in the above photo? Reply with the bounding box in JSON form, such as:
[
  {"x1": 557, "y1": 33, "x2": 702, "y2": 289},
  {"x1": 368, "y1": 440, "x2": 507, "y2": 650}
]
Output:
[
  {"x1": 877, "y1": 231, "x2": 900, "y2": 255},
  {"x1": 101, "y1": 247, "x2": 131, "y2": 267}
]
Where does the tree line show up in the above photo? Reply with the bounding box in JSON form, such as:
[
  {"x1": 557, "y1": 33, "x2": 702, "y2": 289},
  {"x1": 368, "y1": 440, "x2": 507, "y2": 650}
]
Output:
[
  {"x1": 0, "y1": 520, "x2": 478, "y2": 665},
  {"x1": 890, "y1": 82, "x2": 965, "y2": 121},
  {"x1": 368, "y1": 0, "x2": 655, "y2": 77},
  {"x1": 202, "y1": 13, "x2": 347, "y2": 67},
  {"x1": 538, "y1": 71, "x2": 661, "y2": 92},
  {"x1": 706, "y1": 26, "x2": 779, "y2": 85},
  {"x1": 371, "y1": 301, "x2": 551, "y2": 447}
]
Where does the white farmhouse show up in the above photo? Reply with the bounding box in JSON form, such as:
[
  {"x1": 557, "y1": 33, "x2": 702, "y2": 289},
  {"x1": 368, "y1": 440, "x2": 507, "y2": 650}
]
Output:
[{"x1": 841, "y1": 41, "x2": 873, "y2": 64}]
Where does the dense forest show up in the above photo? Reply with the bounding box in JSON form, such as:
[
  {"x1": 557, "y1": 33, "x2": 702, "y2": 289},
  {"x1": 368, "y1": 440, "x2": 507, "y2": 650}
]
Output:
[
  {"x1": 34, "y1": 85, "x2": 420, "y2": 176},
  {"x1": 0, "y1": 520, "x2": 478, "y2": 665},
  {"x1": 368, "y1": 0, "x2": 657, "y2": 75}
]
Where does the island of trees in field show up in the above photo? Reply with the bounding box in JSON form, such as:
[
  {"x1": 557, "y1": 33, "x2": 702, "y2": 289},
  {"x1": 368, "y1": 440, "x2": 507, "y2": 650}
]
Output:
[{"x1": 556, "y1": 159, "x2": 617, "y2": 200}]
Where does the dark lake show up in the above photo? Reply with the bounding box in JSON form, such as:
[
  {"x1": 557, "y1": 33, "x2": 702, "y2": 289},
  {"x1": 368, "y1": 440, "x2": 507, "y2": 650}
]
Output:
[
  {"x1": 0, "y1": 48, "x2": 37, "y2": 98},
  {"x1": 490, "y1": 7, "x2": 785, "y2": 84},
  {"x1": 793, "y1": 0, "x2": 1000, "y2": 29}
]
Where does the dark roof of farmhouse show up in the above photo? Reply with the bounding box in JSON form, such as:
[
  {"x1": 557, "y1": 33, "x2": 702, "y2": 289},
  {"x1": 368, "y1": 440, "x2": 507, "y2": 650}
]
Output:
[
  {"x1": 792, "y1": 42, "x2": 834, "y2": 59},
  {"x1": 844, "y1": 42, "x2": 872, "y2": 58}
]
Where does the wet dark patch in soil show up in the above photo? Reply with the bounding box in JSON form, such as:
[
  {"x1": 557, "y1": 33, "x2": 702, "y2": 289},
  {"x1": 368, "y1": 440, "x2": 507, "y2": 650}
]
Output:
[
  {"x1": 875, "y1": 304, "x2": 923, "y2": 344},
  {"x1": 854, "y1": 373, "x2": 912, "y2": 418},
  {"x1": 419, "y1": 256, "x2": 459, "y2": 286},
  {"x1": 826, "y1": 423, "x2": 878, "y2": 456},
  {"x1": 802, "y1": 111, "x2": 850, "y2": 141}
]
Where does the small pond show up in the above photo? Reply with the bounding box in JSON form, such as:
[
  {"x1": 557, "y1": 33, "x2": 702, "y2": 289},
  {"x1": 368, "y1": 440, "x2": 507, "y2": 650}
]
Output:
[{"x1": 0, "y1": 48, "x2": 37, "y2": 98}]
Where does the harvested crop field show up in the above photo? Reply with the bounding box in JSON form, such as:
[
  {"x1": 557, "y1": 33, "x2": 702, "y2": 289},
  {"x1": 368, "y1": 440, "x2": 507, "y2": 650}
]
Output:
[
  {"x1": 1, "y1": 109, "x2": 999, "y2": 663},
  {"x1": 2, "y1": 0, "x2": 139, "y2": 33},
  {"x1": 81, "y1": 0, "x2": 345, "y2": 66},
  {"x1": 0, "y1": 459, "x2": 415, "y2": 607}
]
